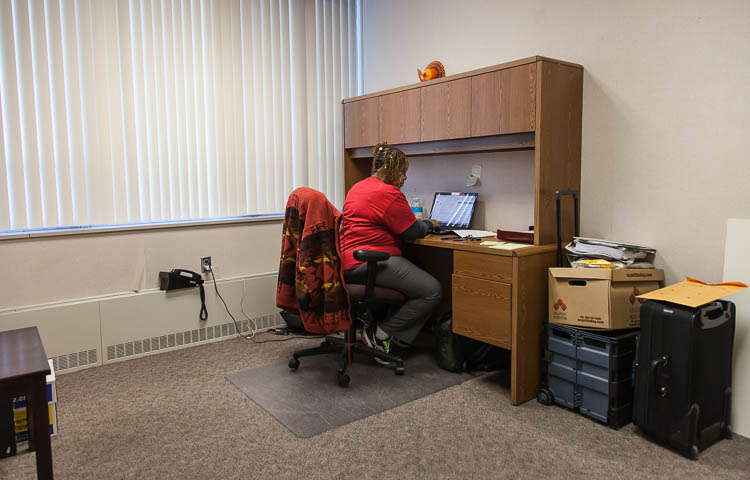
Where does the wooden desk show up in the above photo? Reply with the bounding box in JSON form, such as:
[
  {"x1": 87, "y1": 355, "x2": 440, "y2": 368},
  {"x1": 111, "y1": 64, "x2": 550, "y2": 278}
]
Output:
[
  {"x1": 0, "y1": 327, "x2": 53, "y2": 479},
  {"x1": 405, "y1": 236, "x2": 556, "y2": 405},
  {"x1": 343, "y1": 56, "x2": 582, "y2": 404}
]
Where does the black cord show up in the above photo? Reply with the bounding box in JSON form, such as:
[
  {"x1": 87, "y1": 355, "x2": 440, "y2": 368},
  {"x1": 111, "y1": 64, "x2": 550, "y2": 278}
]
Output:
[
  {"x1": 208, "y1": 268, "x2": 325, "y2": 342},
  {"x1": 198, "y1": 283, "x2": 208, "y2": 320},
  {"x1": 210, "y1": 269, "x2": 243, "y2": 337},
  {"x1": 246, "y1": 334, "x2": 325, "y2": 344}
]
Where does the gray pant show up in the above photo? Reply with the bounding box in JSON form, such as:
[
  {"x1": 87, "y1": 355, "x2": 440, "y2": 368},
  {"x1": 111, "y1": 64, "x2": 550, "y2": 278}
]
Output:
[{"x1": 345, "y1": 256, "x2": 442, "y2": 343}]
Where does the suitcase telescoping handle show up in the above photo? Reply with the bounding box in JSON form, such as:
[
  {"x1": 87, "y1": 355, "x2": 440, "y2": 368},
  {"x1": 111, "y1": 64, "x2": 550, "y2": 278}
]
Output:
[
  {"x1": 650, "y1": 356, "x2": 669, "y2": 397},
  {"x1": 554, "y1": 189, "x2": 580, "y2": 268},
  {"x1": 700, "y1": 301, "x2": 730, "y2": 329}
]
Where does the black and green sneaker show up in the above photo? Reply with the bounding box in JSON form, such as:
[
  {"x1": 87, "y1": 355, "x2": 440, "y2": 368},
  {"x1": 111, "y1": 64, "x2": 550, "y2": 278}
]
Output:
[{"x1": 362, "y1": 328, "x2": 394, "y2": 365}]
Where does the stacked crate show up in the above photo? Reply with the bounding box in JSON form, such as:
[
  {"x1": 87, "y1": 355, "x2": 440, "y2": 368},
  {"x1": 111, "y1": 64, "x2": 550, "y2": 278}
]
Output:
[{"x1": 538, "y1": 323, "x2": 638, "y2": 429}]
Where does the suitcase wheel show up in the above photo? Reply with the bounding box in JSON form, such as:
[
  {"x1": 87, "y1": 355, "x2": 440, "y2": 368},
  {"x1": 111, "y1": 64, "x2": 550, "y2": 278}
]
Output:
[
  {"x1": 688, "y1": 445, "x2": 699, "y2": 460},
  {"x1": 537, "y1": 386, "x2": 554, "y2": 406},
  {"x1": 723, "y1": 424, "x2": 733, "y2": 440}
]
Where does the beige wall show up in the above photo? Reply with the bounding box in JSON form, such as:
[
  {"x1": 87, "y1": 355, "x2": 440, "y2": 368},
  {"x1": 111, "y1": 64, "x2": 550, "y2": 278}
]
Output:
[
  {"x1": 403, "y1": 151, "x2": 535, "y2": 232},
  {"x1": 364, "y1": 0, "x2": 750, "y2": 434},
  {"x1": 363, "y1": 0, "x2": 750, "y2": 284},
  {"x1": 1, "y1": 221, "x2": 282, "y2": 311},
  {"x1": 0, "y1": 220, "x2": 284, "y2": 370}
]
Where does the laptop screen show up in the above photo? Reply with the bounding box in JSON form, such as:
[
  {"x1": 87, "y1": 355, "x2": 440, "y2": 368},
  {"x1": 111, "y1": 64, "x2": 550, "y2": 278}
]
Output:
[{"x1": 429, "y1": 192, "x2": 478, "y2": 228}]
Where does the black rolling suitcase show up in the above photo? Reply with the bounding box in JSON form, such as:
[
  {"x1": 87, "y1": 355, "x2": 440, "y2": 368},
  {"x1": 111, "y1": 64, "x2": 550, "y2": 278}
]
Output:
[{"x1": 633, "y1": 299, "x2": 735, "y2": 459}]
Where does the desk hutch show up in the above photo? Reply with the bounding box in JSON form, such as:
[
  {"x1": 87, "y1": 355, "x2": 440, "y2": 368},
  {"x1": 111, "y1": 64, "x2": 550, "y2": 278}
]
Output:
[{"x1": 342, "y1": 56, "x2": 583, "y2": 405}]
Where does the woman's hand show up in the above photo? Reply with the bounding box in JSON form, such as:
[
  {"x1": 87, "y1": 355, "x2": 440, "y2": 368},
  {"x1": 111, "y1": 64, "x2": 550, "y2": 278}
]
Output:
[{"x1": 428, "y1": 219, "x2": 440, "y2": 231}]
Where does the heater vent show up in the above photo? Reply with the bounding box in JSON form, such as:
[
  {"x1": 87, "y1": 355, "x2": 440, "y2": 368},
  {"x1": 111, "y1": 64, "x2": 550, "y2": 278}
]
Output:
[
  {"x1": 51, "y1": 348, "x2": 99, "y2": 372},
  {"x1": 105, "y1": 314, "x2": 282, "y2": 362}
]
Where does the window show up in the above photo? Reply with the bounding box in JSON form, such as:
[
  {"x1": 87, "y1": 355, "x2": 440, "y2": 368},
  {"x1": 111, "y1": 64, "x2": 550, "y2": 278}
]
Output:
[{"x1": 0, "y1": 0, "x2": 361, "y2": 233}]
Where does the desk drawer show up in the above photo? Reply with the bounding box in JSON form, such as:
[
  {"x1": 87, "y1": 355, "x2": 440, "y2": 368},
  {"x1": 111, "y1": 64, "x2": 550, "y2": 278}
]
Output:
[
  {"x1": 454, "y1": 250, "x2": 513, "y2": 282},
  {"x1": 451, "y1": 274, "x2": 511, "y2": 349}
]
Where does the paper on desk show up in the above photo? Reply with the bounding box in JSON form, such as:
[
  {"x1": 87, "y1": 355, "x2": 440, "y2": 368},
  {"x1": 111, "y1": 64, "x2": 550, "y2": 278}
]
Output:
[
  {"x1": 453, "y1": 229, "x2": 495, "y2": 238},
  {"x1": 480, "y1": 240, "x2": 532, "y2": 250},
  {"x1": 490, "y1": 242, "x2": 532, "y2": 250},
  {"x1": 452, "y1": 230, "x2": 495, "y2": 238},
  {"x1": 637, "y1": 277, "x2": 748, "y2": 308}
]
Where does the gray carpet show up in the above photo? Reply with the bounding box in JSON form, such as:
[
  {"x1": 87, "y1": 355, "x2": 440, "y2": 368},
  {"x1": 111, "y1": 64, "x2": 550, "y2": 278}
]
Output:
[
  {"x1": 226, "y1": 349, "x2": 475, "y2": 437},
  {"x1": 1, "y1": 333, "x2": 749, "y2": 480}
]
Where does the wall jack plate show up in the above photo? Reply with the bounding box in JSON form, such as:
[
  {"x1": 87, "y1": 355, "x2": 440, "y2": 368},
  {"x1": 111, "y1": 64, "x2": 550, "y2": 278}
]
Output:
[{"x1": 201, "y1": 256, "x2": 212, "y2": 273}]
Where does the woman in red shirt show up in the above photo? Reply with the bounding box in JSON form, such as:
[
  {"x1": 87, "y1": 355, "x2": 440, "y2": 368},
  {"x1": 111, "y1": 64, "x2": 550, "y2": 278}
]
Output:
[{"x1": 340, "y1": 143, "x2": 441, "y2": 361}]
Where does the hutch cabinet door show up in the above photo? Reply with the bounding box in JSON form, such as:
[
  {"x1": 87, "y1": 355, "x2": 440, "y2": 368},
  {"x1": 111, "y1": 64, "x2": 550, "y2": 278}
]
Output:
[
  {"x1": 420, "y1": 77, "x2": 471, "y2": 141},
  {"x1": 379, "y1": 89, "x2": 421, "y2": 145},
  {"x1": 344, "y1": 97, "x2": 379, "y2": 148},
  {"x1": 471, "y1": 64, "x2": 536, "y2": 137}
]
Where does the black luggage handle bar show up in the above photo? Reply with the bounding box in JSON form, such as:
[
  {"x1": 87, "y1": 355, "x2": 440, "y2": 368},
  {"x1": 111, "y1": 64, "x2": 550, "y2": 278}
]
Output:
[
  {"x1": 651, "y1": 356, "x2": 669, "y2": 397},
  {"x1": 554, "y1": 189, "x2": 580, "y2": 268}
]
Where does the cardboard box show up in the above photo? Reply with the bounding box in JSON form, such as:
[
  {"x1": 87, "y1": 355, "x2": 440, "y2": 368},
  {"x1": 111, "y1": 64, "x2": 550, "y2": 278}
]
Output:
[
  {"x1": 46, "y1": 359, "x2": 56, "y2": 403},
  {"x1": 12, "y1": 402, "x2": 57, "y2": 444},
  {"x1": 549, "y1": 268, "x2": 665, "y2": 330},
  {"x1": 11, "y1": 359, "x2": 58, "y2": 445}
]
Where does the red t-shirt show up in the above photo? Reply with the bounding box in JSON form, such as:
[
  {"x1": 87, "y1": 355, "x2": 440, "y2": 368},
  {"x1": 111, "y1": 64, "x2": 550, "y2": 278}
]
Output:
[{"x1": 340, "y1": 177, "x2": 417, "y2": 270}]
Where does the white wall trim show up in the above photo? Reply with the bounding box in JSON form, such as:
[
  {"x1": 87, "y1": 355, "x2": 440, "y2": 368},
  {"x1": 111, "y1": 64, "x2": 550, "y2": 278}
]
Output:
[
  {"x1": 0, "y1": 271, "x2": 278, "y2": 315},
  {"x1": 1, "y1": 214, "x2": 283, "y2": 241},
  {"x1": 0, "y1": 273, "x2": 283, "y2": 375}
]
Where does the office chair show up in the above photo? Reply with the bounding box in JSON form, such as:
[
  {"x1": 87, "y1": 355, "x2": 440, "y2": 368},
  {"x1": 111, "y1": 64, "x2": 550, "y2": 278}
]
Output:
[{"x1": 277, "y1": 188, "x2": 406, "y2": 386}]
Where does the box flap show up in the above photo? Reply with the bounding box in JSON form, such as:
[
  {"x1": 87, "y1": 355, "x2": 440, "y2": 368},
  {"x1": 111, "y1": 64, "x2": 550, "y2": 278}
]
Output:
[
  {"x1": 637, "y1": 277, "x2": 748, "y2": 307},
  {"x1": 611, "y1": 269, "x2": 664, "y2": 282},
  {"x1": 46, "y1": 358, "x2": 55, "y2": 384},
  {"x1": 549, "y1": 268, "x2": 611, "y2": 280}
]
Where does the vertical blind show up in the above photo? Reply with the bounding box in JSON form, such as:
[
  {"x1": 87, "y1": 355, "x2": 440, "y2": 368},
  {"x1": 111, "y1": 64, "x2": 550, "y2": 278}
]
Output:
[{"x1": 0, "y1": 0, "x2": 361, "y2": 232}]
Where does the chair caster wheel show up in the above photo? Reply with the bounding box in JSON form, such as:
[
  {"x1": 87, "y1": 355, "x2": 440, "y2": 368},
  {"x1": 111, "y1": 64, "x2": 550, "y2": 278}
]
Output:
[
  {"x1": 337, "y1": 369, "x2": 350, "y2": 387},
  {"x1": 395, "y1": 366, "x2": 405, "y2": 376},
  {"x1": 688, "y1": 445, "x2": 699, "y2": 460},
  {"x1": 537, "y1": 386, "x2": 554, "y2": 406},
  {"x1": 288, "y1": 357, "x2": 300, "y2": 370}
]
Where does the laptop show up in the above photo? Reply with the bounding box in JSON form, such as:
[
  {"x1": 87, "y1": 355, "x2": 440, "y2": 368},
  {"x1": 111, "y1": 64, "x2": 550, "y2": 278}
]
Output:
[{"x1": 428, "y1": 192, "x2": 478, "y2": 234}]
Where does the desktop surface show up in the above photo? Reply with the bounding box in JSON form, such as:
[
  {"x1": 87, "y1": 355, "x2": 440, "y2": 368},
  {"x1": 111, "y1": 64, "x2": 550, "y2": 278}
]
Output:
[{"x1": 413, "y1": 234, "x2": 555, "y2": 256}]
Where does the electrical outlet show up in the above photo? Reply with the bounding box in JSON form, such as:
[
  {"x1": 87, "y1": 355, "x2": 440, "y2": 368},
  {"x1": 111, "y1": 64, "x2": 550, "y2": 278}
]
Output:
[{"x1": 201, "y1": 256, "x2": 212, "y2": 273}]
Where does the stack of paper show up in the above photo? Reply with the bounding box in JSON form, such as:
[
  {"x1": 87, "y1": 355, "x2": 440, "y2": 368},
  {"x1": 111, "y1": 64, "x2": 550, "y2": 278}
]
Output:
[
  {"x1": 565, "y1": 237, "x2": 656, "y2": 268},
  {"x1": 452, "y1": 229, "x2": 495, "y2": 239}
]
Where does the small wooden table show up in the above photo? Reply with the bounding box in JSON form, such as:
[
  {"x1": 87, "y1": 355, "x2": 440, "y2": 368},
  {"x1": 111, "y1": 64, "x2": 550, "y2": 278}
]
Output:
[{"x1": 0, "y1": 327, "x2": 53, "y2": 479}]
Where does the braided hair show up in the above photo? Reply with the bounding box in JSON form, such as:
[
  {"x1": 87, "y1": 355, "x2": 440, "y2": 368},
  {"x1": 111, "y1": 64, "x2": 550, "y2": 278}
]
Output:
[{"x1": 371, "y1": 142, "x2": 408, "y2": 186}]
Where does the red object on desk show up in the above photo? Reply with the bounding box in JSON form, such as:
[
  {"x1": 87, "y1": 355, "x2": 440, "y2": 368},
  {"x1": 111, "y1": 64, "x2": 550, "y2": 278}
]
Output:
[{"x1": 497, "y1": 229, "x2": 534, "y2": 244}]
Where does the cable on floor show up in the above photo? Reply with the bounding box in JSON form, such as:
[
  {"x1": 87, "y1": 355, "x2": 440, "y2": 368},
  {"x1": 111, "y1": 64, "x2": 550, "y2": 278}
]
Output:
[{"x1": 208, "y1": 267, "x2": 324, "y2": 343}]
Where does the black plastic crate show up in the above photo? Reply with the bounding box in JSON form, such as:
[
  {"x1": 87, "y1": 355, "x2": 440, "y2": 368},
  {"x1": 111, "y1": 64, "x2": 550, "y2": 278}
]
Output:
[
  {"x1": 540, "y1": 323, "x2": 639, "y2": 429},
  {"x1": 545, "y1": 325, "x2": 577, "y2": 410}
]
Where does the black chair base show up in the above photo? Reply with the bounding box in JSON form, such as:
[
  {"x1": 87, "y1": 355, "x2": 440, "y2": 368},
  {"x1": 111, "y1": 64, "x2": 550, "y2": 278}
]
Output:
[{"x1": 289, "y1": 323, "x2": 404, "y2": 387}]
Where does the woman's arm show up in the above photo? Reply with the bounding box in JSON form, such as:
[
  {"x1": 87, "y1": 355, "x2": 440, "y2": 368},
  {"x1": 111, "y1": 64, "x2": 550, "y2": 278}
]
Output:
[{"x1": 400, "y1": 219, "x2": 436, "y2": 241}]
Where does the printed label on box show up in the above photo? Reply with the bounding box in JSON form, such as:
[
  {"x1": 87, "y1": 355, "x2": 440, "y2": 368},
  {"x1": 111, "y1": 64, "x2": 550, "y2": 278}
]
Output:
[{"x1": 13, "y1": 403, "x2": 57, "y2": 444}]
